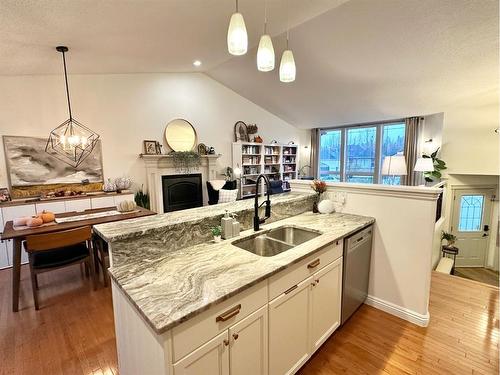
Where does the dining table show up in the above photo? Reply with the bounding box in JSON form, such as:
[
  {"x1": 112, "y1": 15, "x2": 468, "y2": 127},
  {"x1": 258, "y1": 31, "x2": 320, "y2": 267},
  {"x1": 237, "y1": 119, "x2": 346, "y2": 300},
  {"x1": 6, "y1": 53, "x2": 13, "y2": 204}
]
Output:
[{"x1": 1, "y1": 206, "x2": 156, "y2": 312}]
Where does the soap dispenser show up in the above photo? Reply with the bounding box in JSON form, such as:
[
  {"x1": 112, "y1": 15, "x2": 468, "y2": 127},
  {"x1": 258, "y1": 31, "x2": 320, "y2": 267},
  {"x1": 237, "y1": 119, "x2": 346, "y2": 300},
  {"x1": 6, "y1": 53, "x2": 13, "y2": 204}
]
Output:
[
  {"x1": 231, "y1": 213, "x2": 240, "y2": 237},
  {"x1": 221, "y1": 210, "x2": 233, "y2": 239}
]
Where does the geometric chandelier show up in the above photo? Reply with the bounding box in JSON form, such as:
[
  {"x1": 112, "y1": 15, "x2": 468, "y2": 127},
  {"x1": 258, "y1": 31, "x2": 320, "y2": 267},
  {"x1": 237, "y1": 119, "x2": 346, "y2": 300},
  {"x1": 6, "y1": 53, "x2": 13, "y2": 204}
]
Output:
[{"x1": 45, "y1": 46, "x2": 100, "y2": 168}]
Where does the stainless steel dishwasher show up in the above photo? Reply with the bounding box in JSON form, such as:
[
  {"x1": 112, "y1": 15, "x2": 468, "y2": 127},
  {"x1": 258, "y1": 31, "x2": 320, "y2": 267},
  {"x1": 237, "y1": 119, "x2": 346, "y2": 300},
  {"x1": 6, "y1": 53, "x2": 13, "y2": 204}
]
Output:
[{"x1": 341, "y1": 225, "x2": 373, "y2": 325}]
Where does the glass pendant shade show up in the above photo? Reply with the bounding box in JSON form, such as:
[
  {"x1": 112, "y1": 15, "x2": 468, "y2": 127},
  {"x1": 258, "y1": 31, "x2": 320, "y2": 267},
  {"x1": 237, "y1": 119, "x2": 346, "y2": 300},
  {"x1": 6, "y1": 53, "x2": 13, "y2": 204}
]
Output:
[
  {"x1": 227, "y1": 12, "x2": 248, "y2": 56},
  {"x1": 279, "y1": 49, "x2": 296, "y2": 82},
  {"x1": 257, "y1": 34, "x2": 275, "y2": 71}
]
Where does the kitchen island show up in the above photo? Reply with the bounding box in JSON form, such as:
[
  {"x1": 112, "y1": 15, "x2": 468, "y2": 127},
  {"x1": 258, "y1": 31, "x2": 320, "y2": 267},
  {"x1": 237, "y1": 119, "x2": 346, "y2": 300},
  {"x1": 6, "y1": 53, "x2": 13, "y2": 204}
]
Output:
[{"x1": 94, "y1": 193, "x2": 374, "y2": 375}]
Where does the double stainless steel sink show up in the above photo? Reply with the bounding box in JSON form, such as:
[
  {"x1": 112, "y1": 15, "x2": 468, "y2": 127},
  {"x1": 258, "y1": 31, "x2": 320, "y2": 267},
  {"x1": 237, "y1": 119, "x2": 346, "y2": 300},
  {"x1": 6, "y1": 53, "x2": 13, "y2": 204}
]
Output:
[{"x1": 232, "y1": 225, "x2": 322, "y2": 257}]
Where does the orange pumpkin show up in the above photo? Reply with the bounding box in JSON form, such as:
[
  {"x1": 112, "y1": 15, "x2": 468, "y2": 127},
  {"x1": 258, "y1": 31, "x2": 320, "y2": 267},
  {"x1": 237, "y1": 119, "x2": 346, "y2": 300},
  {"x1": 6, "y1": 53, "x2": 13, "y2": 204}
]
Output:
[
  {"x1": 38, "y1": 210, "x2": 55, "y2": 223},
  {"x1": 27, "y1": 217, "x2": 43, "y2": 227}
]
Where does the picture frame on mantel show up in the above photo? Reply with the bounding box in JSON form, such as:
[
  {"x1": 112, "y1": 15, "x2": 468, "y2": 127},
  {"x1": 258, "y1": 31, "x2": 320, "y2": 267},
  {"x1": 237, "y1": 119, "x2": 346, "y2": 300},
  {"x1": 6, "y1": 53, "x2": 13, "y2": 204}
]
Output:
[{"x1": 143, "y1": 140, "x2": 159, "y2": 155}]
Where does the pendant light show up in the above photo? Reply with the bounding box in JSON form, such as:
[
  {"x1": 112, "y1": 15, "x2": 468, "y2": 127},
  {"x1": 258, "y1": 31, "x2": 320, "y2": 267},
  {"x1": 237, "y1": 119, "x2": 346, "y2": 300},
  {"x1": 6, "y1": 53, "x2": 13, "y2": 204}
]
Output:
[
  {"x1": 227, "y1": 0, "x2": 248, "y2": 56},
  {"x1": 279, "y1": 0, "x2": 296, "y2": 82},
  {"x1": 45, "y1": 46, "x2": 100, "y2": 168},
  {"x1": 257, "y1": 0, "x2": 275, "y2": 71}
]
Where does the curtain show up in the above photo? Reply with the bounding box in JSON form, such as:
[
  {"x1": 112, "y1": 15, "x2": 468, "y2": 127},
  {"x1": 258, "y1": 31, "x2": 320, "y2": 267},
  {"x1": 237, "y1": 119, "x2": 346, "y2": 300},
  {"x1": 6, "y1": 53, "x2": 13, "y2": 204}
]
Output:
[
  {"x1": 404, "y1": 116, "x2": 421, "y2": 185},
  {"x1": 310, "y1": 129, "x2": 319, "y2": 179}
]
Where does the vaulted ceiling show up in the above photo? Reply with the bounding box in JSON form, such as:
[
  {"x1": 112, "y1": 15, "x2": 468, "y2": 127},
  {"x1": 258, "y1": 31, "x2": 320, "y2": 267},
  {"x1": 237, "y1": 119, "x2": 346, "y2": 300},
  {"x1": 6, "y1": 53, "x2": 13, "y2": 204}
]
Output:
[{"x1": 1, "y1": 0, "x2": 498, "y2": 129}]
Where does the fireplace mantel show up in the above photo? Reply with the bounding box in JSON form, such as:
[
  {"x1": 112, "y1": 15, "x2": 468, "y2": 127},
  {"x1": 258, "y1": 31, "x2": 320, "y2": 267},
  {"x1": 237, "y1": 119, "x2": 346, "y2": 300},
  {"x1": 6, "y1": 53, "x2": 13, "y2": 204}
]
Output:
[{"x1": 140, "y1": 154, "x2": 221, "y2": 213}]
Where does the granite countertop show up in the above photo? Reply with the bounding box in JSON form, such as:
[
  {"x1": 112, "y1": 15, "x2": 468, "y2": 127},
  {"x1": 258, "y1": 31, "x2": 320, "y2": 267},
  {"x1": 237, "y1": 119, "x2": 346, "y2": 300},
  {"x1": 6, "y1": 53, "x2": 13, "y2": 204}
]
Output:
[
  {"x1": 94, "y1": 192, "x2": 315, "y2": 242},
  {"x1": 109, "y1": 211, "x2": 375, "y2": 334}
]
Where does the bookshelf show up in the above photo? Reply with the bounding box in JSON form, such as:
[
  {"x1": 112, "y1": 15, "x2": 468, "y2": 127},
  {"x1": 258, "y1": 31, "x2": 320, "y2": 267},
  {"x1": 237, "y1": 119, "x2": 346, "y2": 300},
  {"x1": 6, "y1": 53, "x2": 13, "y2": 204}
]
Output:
[{"x1": 232, "y1": 142, "x2": 299, "y2": 198}]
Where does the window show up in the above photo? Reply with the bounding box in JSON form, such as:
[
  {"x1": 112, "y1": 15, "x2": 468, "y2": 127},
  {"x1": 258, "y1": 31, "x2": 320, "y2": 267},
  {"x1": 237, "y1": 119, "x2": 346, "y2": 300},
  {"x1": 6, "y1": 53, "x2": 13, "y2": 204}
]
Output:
[
  {"x1": 458, "y1": 195, "x2": 485, "y2": 231},
  {"x1": 319, "y1": 129, "x2": 341, "y2": 181},
  {"x1": 381, "y1": 123, "x2": 406, "y2": 185},
  {"x1": 345, "y1": 126, "x2": 376, "y2": 183},
  {"x1": 317, "y1": 121, "x2": 406, "y2": 185}
]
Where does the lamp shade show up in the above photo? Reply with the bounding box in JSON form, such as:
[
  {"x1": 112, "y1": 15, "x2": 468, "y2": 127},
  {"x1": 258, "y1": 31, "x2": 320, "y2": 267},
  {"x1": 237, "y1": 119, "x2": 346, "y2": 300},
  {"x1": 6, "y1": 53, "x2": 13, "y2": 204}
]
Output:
[
  {"x1": 381, "y1": 153, "x2": 407, "y2": 175},
  {"x1": 257, "y1": 34, "x2": 275, "y2": 71},
  {"x1": 279, "y1": 49, "x2": 296, "y2": 82},
  {"x1": 414, "y1": 157, "x2": 434, "y2": 172},
  {"x1": 227, "y1": 12, "x2": 248, "y2": 56}
]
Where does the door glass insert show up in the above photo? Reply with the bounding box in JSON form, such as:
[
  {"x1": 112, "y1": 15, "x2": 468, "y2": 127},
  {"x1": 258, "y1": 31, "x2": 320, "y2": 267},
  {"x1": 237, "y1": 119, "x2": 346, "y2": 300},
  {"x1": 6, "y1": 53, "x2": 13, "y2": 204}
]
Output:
[{"x1": 458, "y1": 195, "x2": 485, "y2": 231}]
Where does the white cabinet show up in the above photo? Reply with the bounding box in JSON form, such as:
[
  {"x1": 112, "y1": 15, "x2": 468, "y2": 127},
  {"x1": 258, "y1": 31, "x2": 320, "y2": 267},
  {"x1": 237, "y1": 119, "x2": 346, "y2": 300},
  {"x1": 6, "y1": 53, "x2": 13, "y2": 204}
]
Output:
[
  {"x1": 229, "y1": 305, "x2": 268, "y2": 375},
  {"x1": 309, "y1": 257, "x2": 343, "y2": 352},
  {"x1": 2, "y1": 204, "x2": 36, "y2": 265},
  {"x1": 91, "y1": 196, "x2": 116, "y2": 209},
  {"x1": 269, "y1": 277, "x2": 312, "y2": 375},
  {"x1": 174, "y1": 330, "x2": 229, "y2": 375},
  {"x1": 35, "y1": 201, "x2": 66, "y2": 214},
  {"x1": 65, "y1": 198, "x2": 91, "y2": 213},
  {"x1": 114, "y1": 194, "x2": 134, "y2": 206},
  {"x1": 0, "y1": 209, "x2": 8, "y2": 269}
]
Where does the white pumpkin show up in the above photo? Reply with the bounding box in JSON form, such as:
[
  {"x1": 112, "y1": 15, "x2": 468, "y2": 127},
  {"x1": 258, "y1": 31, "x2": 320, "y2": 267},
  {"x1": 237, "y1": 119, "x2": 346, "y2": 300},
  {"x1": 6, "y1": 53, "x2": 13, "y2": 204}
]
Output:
[
  {"x1": 318, "y1": 199, "x2": 335, "y2": 214},
  {"x1": 118, "y1": 200, "x2": 136, "y2": 212}
]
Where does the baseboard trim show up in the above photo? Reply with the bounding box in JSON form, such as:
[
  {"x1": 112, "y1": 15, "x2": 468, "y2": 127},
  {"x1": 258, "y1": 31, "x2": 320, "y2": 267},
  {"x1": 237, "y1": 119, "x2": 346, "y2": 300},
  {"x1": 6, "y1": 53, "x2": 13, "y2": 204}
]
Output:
[{"x1": 365, "y1": 295, "x2": 430, "y2": 327}]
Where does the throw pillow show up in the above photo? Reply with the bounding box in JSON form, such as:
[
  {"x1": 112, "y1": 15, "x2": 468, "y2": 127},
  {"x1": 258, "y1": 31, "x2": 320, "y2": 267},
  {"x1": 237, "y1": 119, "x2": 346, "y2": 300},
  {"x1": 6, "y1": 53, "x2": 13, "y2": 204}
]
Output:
[{"x1": 218, "y1": 189, "x2": 238, "y2": 203}]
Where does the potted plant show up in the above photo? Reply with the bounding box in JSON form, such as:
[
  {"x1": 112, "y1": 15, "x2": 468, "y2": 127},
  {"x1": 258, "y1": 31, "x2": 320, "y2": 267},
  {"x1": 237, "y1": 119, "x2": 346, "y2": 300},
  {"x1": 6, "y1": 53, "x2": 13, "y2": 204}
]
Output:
[
  {"x1": 211, "y1": 226, "x2": 222, "y2": 242},
  {"x1": 441, "y1": 231, "x2": 457, "y2": 248},
  {"x1": 134, "y1": 185, "x2": 150, "y2": 210},
  {"x1": 423, "y1": 148, "x2": 447, "y2": 182},
  {"x1": 311, "y1": 180, "x2": 327, "y2": 213}
]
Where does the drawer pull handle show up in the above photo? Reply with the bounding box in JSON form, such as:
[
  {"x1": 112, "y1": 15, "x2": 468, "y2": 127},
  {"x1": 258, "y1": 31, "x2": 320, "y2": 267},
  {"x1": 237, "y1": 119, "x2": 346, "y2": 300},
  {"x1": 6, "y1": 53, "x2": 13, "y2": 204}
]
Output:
[
  {"x1": 232, "y1": 333, "x2": 239, "y2": 340},
  {"x1": 216, "y1": 304, "x2": 242, "y2": 322},
  {"x1": 284, "y1": 284, "x2": 298, "y2": 294},
  {"x1": 315, "y1": 279, "x2": 320, "y2": 284},
  {"x1": 223, "y1": 339, "x2": 230, "y2": 346},
  {"x1": 307, "y1": 259, "x2": 320, "y2": 269}
]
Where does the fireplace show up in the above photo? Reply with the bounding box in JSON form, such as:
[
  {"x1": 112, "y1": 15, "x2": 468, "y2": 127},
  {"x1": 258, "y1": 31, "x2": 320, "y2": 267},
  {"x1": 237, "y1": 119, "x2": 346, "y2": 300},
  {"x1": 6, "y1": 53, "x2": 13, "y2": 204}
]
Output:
[{"x1": 162, "y1": 174, "x2": 203, "y2": 212}]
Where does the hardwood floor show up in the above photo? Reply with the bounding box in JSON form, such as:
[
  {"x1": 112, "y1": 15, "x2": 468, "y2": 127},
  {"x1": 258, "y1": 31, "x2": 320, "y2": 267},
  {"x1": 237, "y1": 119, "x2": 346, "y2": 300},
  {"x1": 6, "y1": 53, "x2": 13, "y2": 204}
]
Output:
[
  {"x1": 454, "y1": 267, "x2": 499, "y2": 288},
  {"x1": 0, "y1": 267, "x2": 498, "y2": 374},
  {"x1": 0, "y1": 265, "x2": 117, "y2": 375}
]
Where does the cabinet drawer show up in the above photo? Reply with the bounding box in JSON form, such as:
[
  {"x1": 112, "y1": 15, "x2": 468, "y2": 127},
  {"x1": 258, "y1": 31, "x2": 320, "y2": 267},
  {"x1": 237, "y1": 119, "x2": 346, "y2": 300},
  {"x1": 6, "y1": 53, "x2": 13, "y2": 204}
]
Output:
[
  {"x1": 172, "y1": 281, "x2": 268, "y2": 362},
  {"x1": 35, "y1": 201, "x2": 66, "y2": 214},
  {"x1": 91, "y1": 196, "x2": 116, "y2": 209},
  {"x1": 268, "y1": 239, "x2": 343, "y2": 301},
  {"x1": 65, "y1": 198, "x2": 91, "y2": 213}
]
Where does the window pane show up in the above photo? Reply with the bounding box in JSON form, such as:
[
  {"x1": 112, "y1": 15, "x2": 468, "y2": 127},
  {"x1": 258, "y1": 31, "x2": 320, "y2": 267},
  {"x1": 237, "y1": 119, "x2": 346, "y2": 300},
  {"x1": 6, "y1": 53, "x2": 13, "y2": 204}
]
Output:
[
  {"x1": 381, "y1": 123, "x2": 406, "y2": 185},
  {"x1": 458, "y1": 195, "x2": 484, "y2": 231},
  {"x1": 346, "y1": 127, "x2": 376, "y2": 174},
  {"x1": 319, "y1": 172, "x2": 340, "y2": 182},
  {"x1": 319, "y1": 130, "x2": 341, "y2": 179},
  {"x1": 382, "y1": 176, "x2": 401, "y2": 185},
  {"x1": 347, "y1": 175, "x2": 374, "y2": 184}
]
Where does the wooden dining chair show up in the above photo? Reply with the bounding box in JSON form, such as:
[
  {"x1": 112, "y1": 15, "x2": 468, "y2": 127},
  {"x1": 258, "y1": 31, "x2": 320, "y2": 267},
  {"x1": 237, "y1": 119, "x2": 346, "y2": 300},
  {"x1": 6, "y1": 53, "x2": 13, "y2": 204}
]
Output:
[
  {"x1": 93, "y1": 236, "x2": 110, "y2": 287},
  {"x1": 24, "y1": 226, "x2": 96, "y2": 310}
]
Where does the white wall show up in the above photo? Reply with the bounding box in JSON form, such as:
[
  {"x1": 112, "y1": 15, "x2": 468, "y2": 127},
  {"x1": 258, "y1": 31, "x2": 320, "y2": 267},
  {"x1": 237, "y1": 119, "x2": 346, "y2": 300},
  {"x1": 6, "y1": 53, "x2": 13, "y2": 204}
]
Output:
[
  {"x1": 291, "y1": 180, "x2": 441, "y2": 326},
  {"x1": 0, "y1": 73, "x2": 309, "y2": 191}
]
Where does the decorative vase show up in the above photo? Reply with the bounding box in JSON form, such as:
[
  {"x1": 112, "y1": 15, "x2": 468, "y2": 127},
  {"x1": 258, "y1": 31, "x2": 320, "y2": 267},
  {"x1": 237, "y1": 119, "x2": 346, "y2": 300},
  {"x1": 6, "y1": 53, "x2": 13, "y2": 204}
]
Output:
[
  {"x1": 214, "y1": 235, "x2": 222, "y2": 243},
  {"x1": 103, "y1": 178, "x2": 116, "y2": 192},
  {"x1": 318, "y1": 199, "x2": 335, "y2": 214},
  {"x1": 312, "y1": 193, "x2": 321, "y2": 213},
  {"x1": 115, "y1": 177, "x2": 131, "y2": 191},
  {"x1": 313, "y1": 201, "x2": 319, "y2": 213}
]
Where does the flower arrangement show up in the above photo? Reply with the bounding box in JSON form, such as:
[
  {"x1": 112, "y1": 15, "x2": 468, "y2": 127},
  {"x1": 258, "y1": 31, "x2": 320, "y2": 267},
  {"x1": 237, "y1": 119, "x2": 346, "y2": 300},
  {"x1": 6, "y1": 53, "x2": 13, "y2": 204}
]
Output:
[
  {"x1": 311, "y1": 180, "x2": 327, "y2": 213},
  {"x1": 311, "y1": 180, "x2": 327, "y2": 195},
  {"x1": 441, "y1": 231, "x2": 457, "y2": 247}
]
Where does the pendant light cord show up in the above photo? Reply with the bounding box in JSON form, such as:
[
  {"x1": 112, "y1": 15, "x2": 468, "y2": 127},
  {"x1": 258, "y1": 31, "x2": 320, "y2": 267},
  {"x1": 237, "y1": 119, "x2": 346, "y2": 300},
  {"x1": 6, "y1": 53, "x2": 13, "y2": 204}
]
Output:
[
  {"x1": 285, "y1": 0, "x2": 289, "y2": 49},
  {"x1": 61, "y1": 50, "x2": 73, "y2": 121},
  {"x1": 264, "y1": 0, "x2": 268, "y2": 34},
  {"x1": 235, "y1": 0, "x2": 239, "y2": 12}
]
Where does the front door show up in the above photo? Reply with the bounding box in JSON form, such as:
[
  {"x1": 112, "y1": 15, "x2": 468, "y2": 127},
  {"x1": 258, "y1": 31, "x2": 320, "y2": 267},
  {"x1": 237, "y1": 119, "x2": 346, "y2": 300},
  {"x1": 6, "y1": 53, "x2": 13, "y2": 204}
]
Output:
[{"x1": 451, "y1": 188, "x2": 494, "y2": 267}]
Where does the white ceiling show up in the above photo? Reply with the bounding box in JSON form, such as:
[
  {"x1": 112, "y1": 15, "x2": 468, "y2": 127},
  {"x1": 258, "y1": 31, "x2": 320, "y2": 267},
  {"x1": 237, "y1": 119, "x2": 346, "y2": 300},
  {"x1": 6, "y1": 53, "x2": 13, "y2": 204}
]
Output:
[
  {"x1": 1, "y1": 0, "x2": 497, "y2": 130},
  {"x1": 0, "y1": 0, "x2": 346, "y2": 74},
  {"x1": 208, "y1": 0, "x2": 499, "y2": 128}
]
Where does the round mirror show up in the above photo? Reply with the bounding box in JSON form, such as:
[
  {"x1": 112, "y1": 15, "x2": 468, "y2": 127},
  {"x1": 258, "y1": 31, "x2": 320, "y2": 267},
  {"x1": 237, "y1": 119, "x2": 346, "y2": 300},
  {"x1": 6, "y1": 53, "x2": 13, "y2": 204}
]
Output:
[{"x1": 164, "y1": 119, "x2": 197, "y2": 152}]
